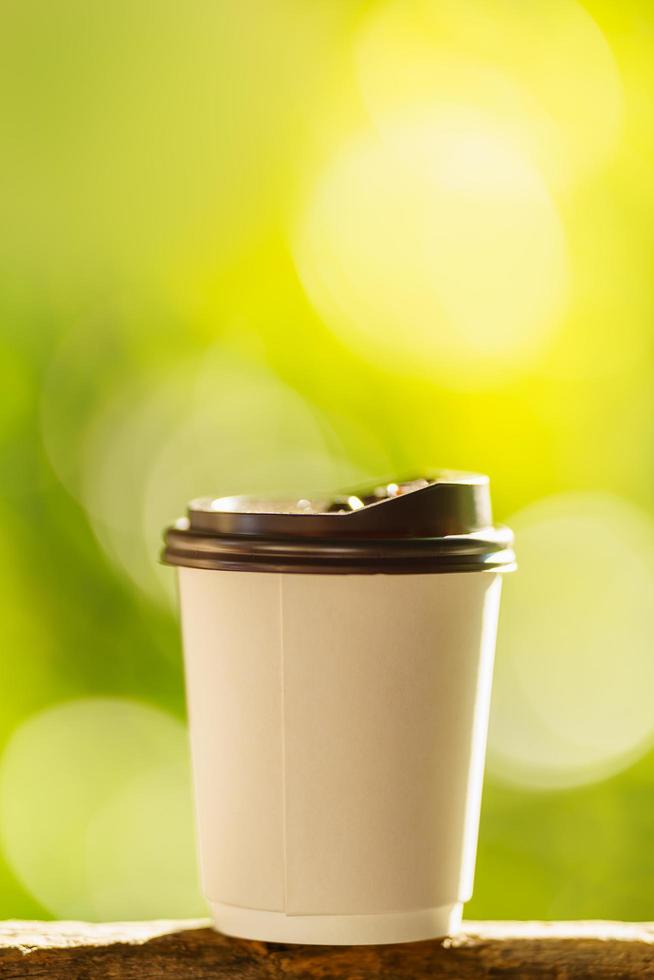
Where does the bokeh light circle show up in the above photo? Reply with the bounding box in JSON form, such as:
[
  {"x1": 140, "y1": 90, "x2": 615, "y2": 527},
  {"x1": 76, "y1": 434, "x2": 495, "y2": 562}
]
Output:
[
  {"x1": 356, "y1": 0, "x2": 622, "y2": 189},
  {"x1": 0, "y1": 698, "x2": 204, "y2": 919},
  {"x1": 81, "y1": 348, "x2": 376, "y2": 605},
  {"x1": 488, "y1": 492, "x2": 654, "y2": 790},
  {"x1": 85, "y1": 760, "x2": 201, "y2": 920},
  {"x1": 293, "y1": 115, "x2": 568, "y2": 387}
]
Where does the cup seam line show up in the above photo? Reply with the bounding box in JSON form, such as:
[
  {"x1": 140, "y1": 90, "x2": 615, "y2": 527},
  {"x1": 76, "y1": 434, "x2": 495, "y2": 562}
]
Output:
[{"x1": 279, "y1": 573, "x2": 289, "y2": 914}]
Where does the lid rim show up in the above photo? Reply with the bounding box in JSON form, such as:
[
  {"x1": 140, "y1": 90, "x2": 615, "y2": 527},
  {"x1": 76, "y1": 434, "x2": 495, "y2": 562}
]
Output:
[
  {"x1": 161, "y1": 551, "x2": 516, "y2": 575},
  {"x1": 162, "y1": 526, "x2": 515, "y2": 574}
]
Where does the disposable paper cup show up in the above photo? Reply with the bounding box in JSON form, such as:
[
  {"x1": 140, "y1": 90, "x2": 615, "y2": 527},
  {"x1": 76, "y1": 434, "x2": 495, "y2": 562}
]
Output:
[{"x1": 164, "y1": 473, "x2": 515, "y2": 945}]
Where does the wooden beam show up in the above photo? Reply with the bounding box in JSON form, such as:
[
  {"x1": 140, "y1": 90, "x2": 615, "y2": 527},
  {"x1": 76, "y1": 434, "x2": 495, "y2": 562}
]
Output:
[{"x1": 0, "y1": 919, "x2": 652, "y2": 978}]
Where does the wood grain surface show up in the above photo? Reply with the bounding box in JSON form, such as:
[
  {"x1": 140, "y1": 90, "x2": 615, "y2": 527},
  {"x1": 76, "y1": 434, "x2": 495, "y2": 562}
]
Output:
[{"x1": 0, "y1": 919, "x2": 652, "y2": 979}]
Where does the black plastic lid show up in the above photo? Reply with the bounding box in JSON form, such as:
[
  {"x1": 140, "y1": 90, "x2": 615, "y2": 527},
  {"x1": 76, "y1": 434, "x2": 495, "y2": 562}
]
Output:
[{"x1": 162, "y1": 471, "x2": 515, "y2": 575}]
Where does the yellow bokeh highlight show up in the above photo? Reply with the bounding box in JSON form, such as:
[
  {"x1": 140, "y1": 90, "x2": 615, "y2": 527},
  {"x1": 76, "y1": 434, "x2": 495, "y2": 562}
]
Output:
[
  {"x1": 356, "y1": 0, "x2": 622, "y2": 189},
  {"x1": 293, "y1": 112, "x2": 568, "y2": 387}
]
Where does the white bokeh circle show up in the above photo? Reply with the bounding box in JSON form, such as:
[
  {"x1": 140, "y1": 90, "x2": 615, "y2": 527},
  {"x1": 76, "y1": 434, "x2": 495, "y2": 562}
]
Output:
[
  {"x1": 488, "y1": 492, "x2": 654, "y2": 790},
  {"x1": 0, "y1": 698, "x2": 204, "y2": 919}
]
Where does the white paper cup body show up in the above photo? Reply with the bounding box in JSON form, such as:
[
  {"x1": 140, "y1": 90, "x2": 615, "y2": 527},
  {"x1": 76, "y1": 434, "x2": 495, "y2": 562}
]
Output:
[{"x1": 178, "y1": 566, "x2": 502, "y2": 945}]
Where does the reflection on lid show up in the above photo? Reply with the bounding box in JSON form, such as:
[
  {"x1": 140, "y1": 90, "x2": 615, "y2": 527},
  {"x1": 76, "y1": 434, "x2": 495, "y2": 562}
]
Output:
[
  {"x1": 325, "y1": 479, "x2": 431, "y2": 513},
  {"x1": 205, "y1": 478, "x2": 439, "y2": 517}
]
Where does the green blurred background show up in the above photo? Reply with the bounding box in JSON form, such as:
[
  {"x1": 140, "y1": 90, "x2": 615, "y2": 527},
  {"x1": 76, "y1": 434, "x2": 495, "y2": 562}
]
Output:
[{"x1": 1, "y1": 0, "x2": 653, "y2": 921}]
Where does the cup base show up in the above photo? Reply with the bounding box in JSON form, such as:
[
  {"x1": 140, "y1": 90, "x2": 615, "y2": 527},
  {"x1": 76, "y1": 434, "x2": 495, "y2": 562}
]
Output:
[{"x1": 210, "y1": 901, "x2": 463, "y2": 946}]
